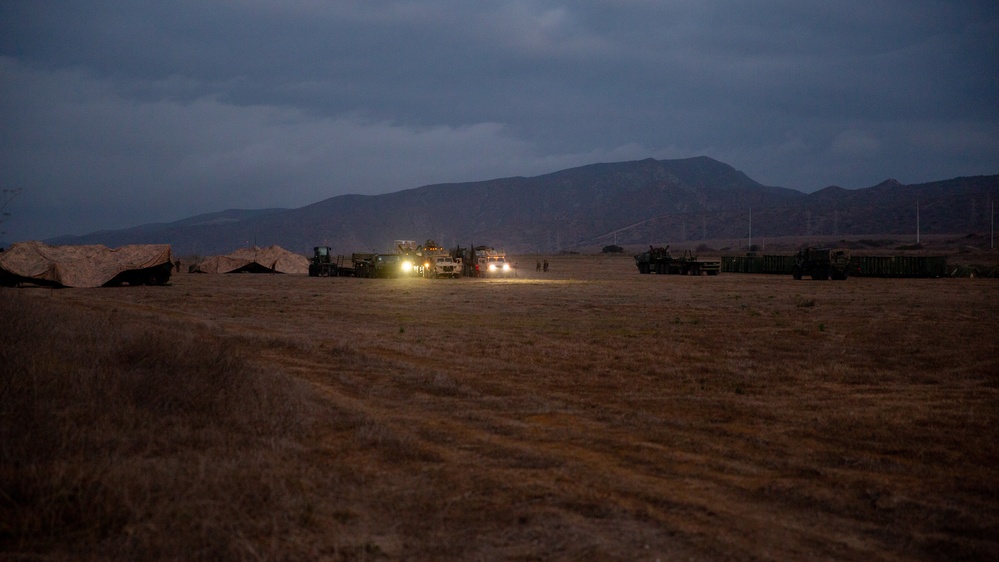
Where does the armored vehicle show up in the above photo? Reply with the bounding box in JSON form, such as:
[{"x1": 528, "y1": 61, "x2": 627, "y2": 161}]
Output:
[
  {"x1": 424, "y1": 255, "x2": 462, "y2": 278},
  {"x1": 413, "y1": 240, "x2": 461, "y2": 278}
]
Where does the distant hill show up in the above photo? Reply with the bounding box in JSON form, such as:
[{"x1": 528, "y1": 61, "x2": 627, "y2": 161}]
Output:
[
  {"x1": 46, "y1": 157, "x2": 999, "y2": 256},
  {"x1": 47, "y1": 208, "x2": 289, "y2": 253}
]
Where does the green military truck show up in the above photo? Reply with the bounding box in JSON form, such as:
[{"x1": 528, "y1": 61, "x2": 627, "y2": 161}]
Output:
[
  {"x1": 792, "y1": 248, "x2": 851, "y2": 280},
  {"x1": 352, "y1": 252, "x2": 418, "y2": 278}
]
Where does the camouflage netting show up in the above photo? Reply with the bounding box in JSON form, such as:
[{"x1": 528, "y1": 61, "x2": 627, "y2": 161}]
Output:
[
  {"x1": 190, "y1": 245, "x2": 309, "y2": 274},
  {"x1": 0, "y1": 241, "x2": 173, "y2": 288}
]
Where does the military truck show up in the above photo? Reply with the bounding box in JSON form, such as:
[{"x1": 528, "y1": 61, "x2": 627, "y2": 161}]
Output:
[
  {"x1": 792, "y1": 247, "x2": 850, "y2": 280},
  {"x1": 635, "y1": 246, "x2": 721, "y2": 275},
  {"x1": 473, "y1": 246, "x2": 512, "y2": 276},
  {"x1": 450, "y1": 245, "x2": 511, "y2": 277},
  {"x1": 352, "y1": 251, "x2": 419, "y2": 278}
]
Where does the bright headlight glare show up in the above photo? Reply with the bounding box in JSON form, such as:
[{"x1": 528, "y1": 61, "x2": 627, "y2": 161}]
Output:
[
  {"x1": 502, "y1": 263, "x2": 511, "y2": 271},
  {"x1": 402, "y1": 261, "x2": 413, "y2": 271}
]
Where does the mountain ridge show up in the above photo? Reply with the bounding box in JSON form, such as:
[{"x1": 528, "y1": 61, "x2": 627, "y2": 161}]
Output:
[{"x1": 44, "y1": 157, "x2": 998, "y2": 256}]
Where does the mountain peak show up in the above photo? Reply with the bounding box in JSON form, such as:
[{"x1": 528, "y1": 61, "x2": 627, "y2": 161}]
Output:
[
  {"x1": 815, "y1": 185, "x2": 847, "y2": 193},
  {"x1": 874, "y1": 178, "x2": 903, "y2": 188}
]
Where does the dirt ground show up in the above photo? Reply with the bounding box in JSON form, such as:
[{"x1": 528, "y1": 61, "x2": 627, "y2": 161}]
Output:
[{"x1": 20, "y1": 253, "x2": 999, "y2": 560}]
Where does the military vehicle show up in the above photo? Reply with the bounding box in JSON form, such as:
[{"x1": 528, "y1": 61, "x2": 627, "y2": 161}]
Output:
[
  {"x1": 473, "y1": 246, "x2": 512, "y2": 276},
  {"x1": 635, "y1": 246, "x2": 721, "y2": 275},
  {"x1": 450, "y1": 245, "x2": 511, "y2": 277},
  {"x1": 791, "y1": 247, "x2": 850, "y2": 280},
  {"x1": 413, "y1": 240, "x2": 461, "y2": 278},
  {"x1": 421, "y1": 255, "x2": 460, "y2": 278},
  {"x1": 308, "y1": 246, "x2": 357, "y2": 276},
  {"x1": 352, "y1": 252, "x2": 418, "y2": 278},
  {"x1": 309, "y1": 246, "x2": 336, "y2": 277}
]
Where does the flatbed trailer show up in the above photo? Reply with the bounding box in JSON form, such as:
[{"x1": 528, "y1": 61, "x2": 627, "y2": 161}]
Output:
[
  {"x1": 309, "y1": 246, "x2": 355, "y2": 277},
  {"x1": 635, "y1": 247, "x2": 720, "y2": 275}
]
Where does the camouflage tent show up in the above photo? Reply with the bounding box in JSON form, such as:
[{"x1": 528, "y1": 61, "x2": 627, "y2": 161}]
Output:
[
  {"x1": 190, "y1": 245, "x2": 309, "y2": 274},
  {"x1": 0, "y1": 241, "x2": 173, "y2": 288}
]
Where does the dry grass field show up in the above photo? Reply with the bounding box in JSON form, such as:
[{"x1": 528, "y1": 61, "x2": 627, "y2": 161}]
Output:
[{"x1": 2, "y1": 253, "x2": 997, "y2": 561}]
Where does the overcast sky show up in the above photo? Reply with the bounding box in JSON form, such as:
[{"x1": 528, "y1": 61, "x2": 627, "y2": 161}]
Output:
[{"x1": 2, "y1": 1, "x2": 997, "y2": 241}]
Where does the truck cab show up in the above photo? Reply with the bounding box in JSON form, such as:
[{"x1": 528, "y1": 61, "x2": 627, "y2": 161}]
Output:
[
  {"x1": 309, "y1": 246, "x2": 336, "y2": 276},
  {"x1": 792, "y1": 248, "x2": 850, "y2": 280}
]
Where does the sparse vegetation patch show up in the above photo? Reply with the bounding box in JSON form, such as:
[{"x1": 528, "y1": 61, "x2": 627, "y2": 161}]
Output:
[{"x1": 2, "y1": 258, "x2": 997, "y2": 561}]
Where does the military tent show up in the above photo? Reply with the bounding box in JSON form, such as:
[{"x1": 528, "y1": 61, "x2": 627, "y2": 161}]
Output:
[
  {"x1": 0, "y1": 241, "x2": 173, "y2": 288},
  {"x1": 190, "y1": 245, "x2": 309, "y2": 274}
]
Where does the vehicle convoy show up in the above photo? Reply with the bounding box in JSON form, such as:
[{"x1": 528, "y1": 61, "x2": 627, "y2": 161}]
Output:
[
  {"x1": 792, "y1": 247, "x2": 850, "y2": 280},
  {"x1": 635, "y1": 246, "x2": 721, "y2": 275},
  {"x1": 309, "y1": 240, "x2": 509, "y2": 279}
]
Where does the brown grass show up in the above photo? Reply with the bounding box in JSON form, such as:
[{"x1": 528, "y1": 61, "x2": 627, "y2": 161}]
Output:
[{"x1": 2, "y1": 253, "x2": 998, "y2": 560}]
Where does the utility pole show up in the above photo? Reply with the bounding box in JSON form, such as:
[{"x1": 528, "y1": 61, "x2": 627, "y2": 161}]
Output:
[
  {"x1": 916, "y1": 199, "x2": 920, "y2": 245},
  {"x1": 0, "y1": 188, "x2": 23, "y2": 243},
  {"x1": 748, "y1": 207, "x2": 752, "y2": 251},
  {"x1": 992, "y1": 199, "x2": 995, "y2": 250}
]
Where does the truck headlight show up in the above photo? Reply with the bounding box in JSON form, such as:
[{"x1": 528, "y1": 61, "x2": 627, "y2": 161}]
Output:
[
  {"x1": 502, "y1": 263, "x2": 511, "y2": 271},
  {"x1": 402, "y1": 261, "x2": 413, "y2": 272}
]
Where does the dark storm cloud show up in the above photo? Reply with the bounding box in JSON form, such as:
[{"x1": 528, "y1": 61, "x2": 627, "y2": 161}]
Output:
[{"x1": 1, "y1": 1, "x2": 997, "y2": 241}]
